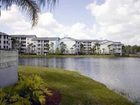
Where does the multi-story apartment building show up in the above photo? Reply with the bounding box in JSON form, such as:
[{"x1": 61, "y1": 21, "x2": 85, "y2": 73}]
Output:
[
  {"x1": 48, "y1": 37, "x2": 60, "y2": 53},
  {"x1": 58, "y1": 38, "x2": 123, "y2": 55},
  {"x1": 11, "y1": 35, "x2": 36, "y2": 53},
  {"x1": 99, "y1": 40, "x2": 123, "y2": 55},
  {"x1": 0, "y1": 32, "x2": 122, "y2": 55},
  {"x1": 58, "y1": 37, "x2": 99, "y2": 54},
  {"x1": 75, "y1": 39, "x2": 99, "y2": 54},
  {"x1": 32, "y1": 37, "x2": 60, "y2": 55},
  {"x1": 59, "y1": 37, "x2": 76, "y2": 54},
  {"x1": 0, "y1": 32, "x2": 12, "y2": 49}
]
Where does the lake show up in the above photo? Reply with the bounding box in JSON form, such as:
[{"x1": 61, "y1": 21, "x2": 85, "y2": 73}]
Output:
[{"x1": 19, "y1": 57, "x2": 140, "y2": 104}]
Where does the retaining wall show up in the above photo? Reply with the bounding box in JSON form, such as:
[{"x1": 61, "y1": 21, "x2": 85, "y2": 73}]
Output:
[{"x1": 0, "y1": 50, "x2": 18, "y2": 87}]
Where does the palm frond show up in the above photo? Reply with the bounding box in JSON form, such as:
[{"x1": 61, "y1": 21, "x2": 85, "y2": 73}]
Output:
[
  {"x1": 15, "y1": 0, "x2": 40, "y2": 26},
  {"x1": 39, "y1": 0, "x2": 57, "y2": 8},
  {"x1": 0, "y1": 0, "x2": 12, "y2": 9},
  {"x1": 0, "y1": 0, "x2": 58, "y2": 26},
  {"x1": 47, "y1": 0, "x2": 57, "y2": 8},
  {"x1": 0, "y1": 0, "x2": 40, "y2": 26}
]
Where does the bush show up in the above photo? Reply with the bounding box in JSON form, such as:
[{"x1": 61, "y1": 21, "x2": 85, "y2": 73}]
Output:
[{"x1": 0, "y1": 74, "x2": 52, "y2": 105}]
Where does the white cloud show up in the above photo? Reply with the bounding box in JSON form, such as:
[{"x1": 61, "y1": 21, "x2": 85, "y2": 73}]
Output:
[
  {"x1": 0, "y1": 5, "x2": 95, "y2": 40},
  {"x1": 87, "y1": 0, "x2": 140, "y2": 45},
  {"x1": 64, "y1": 23, "x2": 96, "y2": 39},
  {"x1": 1, "y1": 1, "x2": 140, "y2": 45}
]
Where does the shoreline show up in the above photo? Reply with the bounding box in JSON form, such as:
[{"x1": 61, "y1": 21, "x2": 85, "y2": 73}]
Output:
[{"x1": 19, "y1": 54, "x2": 140, "y2": 58}]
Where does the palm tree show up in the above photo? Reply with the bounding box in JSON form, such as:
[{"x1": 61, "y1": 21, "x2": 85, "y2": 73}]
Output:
[
  {"x1": 80, "y1": 43, "x2": 85, "y2": 54},
  {"x1": 32, "y1": 45, "x2": 36, "y2": 54},
  {"x1": 102, "y1": 48, "x2": 105, "y2": 54},
  {"x1": 91, "y1": 45, "x2": 96, "y2": 54},
  {"x1": 50, "y1": 42, "x2": 54, "y2": 53},
  {"x1": 11, "y1": 37, "x2": 22, "y2": 53},
  {"x1": 60, "y1": 42, "x2": 67, "y2": 54},
  {"x1": 11, "y1": 37, "x2": 18, "y2": 49},
  {"x1": 108, "y1": 45, "x2": 111, "y2": 54},
  {"x1": 27, "y1": 43, "x2": 33, "y2": 54},
  {"x1": 0, "y1": 0, "x2": 57, "y2": 26},
  {"x1": 95, "y1": 42, "x2": 100, "y2": 54}
]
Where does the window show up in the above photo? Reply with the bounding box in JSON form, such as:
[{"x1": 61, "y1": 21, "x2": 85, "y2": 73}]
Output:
[
  {"x1": 118, "y1": 48, "x2": 121, "y2": 50},
  {"x1": 44, "y1": 48, "x2": 48, "y2": 50},
  {"x1": 22, "y1": 45, "x2": 26, "y2": 47},
  {"x1": 21, "y1": 41, "x2": 26, "y2": 43},
  {"x1": 44, "y1": 40, "x2": 49, "y2": 43},
  {"x1": 21, "y1": 37, "x2": 26, "y2": 40}
]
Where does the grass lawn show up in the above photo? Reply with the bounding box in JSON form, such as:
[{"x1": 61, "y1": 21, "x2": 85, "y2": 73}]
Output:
[
  {"x1": 19, "y1": 54, "x2": 118, "y2": 58},
  {"x1": 19, "y1": 66, "x2": 134, "y2": 105}
]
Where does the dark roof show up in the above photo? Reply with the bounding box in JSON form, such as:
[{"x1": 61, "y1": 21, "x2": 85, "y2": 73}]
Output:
[
  {"x1": 60, "y1": 37, "x2": 99, "y2": 42},
  {"x1": 99, "y1": 40, "x2": 122, "y2": 45},
  {"x1": 0, "y1": 32, "x2": 9, "y2": 36},
  {"x1": 32, "y1": 37, "x2": 60, "y2": 41},
  {"x1": 109, "y1": 42, "x2": 123, "y2": 46},
  {"x1": 11, "y1": 35, "x2": 37, "y2": 38},
  {"x1": 76, "y1": 39, "x2": 99, "y2": 42}
]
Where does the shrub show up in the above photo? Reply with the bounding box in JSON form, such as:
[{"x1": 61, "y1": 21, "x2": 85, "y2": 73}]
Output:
[{"x1": 0, "y1": 74, "x2": 52, "y2": 105}]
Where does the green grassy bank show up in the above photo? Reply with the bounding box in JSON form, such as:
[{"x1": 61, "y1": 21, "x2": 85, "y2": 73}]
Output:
[
  {"x1": 19, "y1": 54, "x2": 118, "y2": 58},
  {"x1": 16, "y1": 66, "x2": 133, "y2": 105}
]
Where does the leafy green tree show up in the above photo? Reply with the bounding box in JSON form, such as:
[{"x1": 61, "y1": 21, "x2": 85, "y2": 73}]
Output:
[
  {"x1": 132, "y1": 45, "x2": 139, "y2": 54},
  {"x1": 60, "y1": 42, "x2": 67, "y2": 54},
  {"x1": 55, "y1": 47, "x2": 60, "y2": 54},
  {"x1": 122, "y1": 45, "x2": 140, "y2": 55},
  {"x1": 70, "y1": 44, "x2": 76, "y2": 54},
  {"x1": 112, "y1": 48, "x2": 116, "y2": 55},
  {"x1": 0, "y1": 0, "x2": 57, "y2": 26},
  {"x1": 108, "y1": 45, "x2": 111, "y2": 54},
  {"x1": 91, "y1": 45, "x2": 96, "y2": 54},
  {"x1": 79, "y1": 43, "x2": 85, "y2": 54},
  {"x1": 50, "y1": 42, "x2": 54, "y2": 53},
  {"x1": 27, "y1": 43, "x2": 33, "y2": 54},
  {"x1": 95, "y1": 42, "x2": 100, "y2": 54},
  {"x1": 102, "y1": 48, "x2": 105, "y2": 54},
  {"x1": 11, "y1": 37, "x2": 18, "y2": 49},
  {"x1": 11, "y1": 37, "x2": 22, "y2": 53},
  {"x1": 32, "y1": 45, "x2": 36, "y2": 54}
]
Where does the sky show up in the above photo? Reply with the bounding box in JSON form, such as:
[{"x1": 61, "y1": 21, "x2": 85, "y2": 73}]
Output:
[{"x1": 0, "y1": 0, "x2": 140, "y2": 45}]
